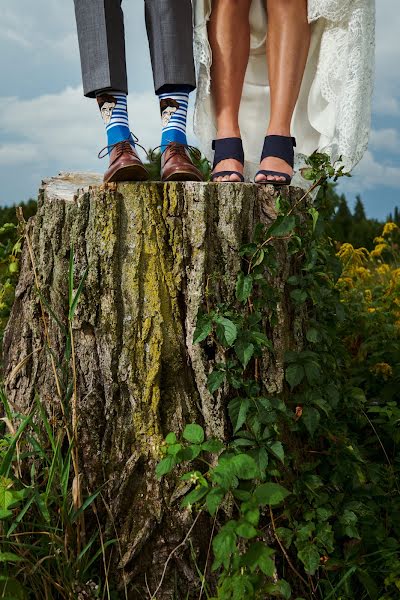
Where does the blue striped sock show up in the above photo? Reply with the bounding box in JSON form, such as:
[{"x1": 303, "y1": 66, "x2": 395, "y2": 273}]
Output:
[
  {"x1": 158, "y1": 88, "x2": 190, "y2": 152},
  {"x1": 96, "y1": 91, "x2": 135, "y2": 148}
]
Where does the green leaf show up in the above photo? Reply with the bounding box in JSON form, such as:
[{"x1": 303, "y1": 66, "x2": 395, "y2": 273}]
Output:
[
  {"x1": 268, "y1": 441, "x2": 285, "y2": 464},
  {"x1": 201, "y1": 439, "x2": 225, "y2": 453},
  {"x1": 215, "y1": 316, "x2": 237, "y2": 347},
  {"x1": 301, "y1": 167, "x2": 314, "y2": 181},
  {"x1": 165, "y1": 432, "x2": 177, "y2": 445},
  {"x1": 236, "y1": 272, "x2": 253, "y2": 303},
  {"x1": 183, "y1": 424, "x2": 205, "y2": 444},
  {"x1": 228, "y1": 397, "x2": 251, "y2": 433},
  {"x1": 234, "y1": 339, "x2": 255, "y2": 369},
  {"x1": 251, "y1": 447, "x2": 269, "y2": 478},
  {"x1": 193, "y1": 314, "x2": 213, "y2": 344},
  {"x1": 285, "y1": 364, "x2": 304, "y2": 389},
  {"x1": 241, "y1": 542, "x2": 275, "y2": 576},
  {"x1": 265, "y1": 579, "x2": 292, "y2": 599},
  {"x1": 297, "y1": 543, "x2": 320, "y2": 575},
  {"x1": 255, "y1": 482, "x2": 290, "y2": 506},
  {"x1": 304, "y1": 361, "x2": 321, "y2": 385},
  {"x1": 236, "y1": 521, "x2": 258, "y2": 539},
  {"x1": 340, "y1": 510, "x2": 361, "y2": 539},
  {"x1": 167, "y1": 443, "x2": 183, "y2": 456},
  {"x1": 308, "y1": 207, "x2": 319, "y2": 231},
  {"x1": 306, "y1": 328, "x2": 319, "y2": 343},
  {"x1": 212, "y1": 521, "x2": 237, "y2": 570},
  {"x1": 156, "y1": 456, "x2": 176, "y2": 479},
  {"x1": 243, "y1": 506, "x2": 260, "y2": 526},
  {"x1": 231, "y1": 454, "x2": 259, "y2": 480},
  {"x1": 181, "y1": 485, "x2": 209, "y2": 508},
  {"x1": 250, "y1": 330, "x2": 272, "y2": 349},
  {"x1": 315, "y1": 523, "x2": 334, "y2": 553},
  {"x1": 0, "y1": 478, "x2": 26, "y2": 520},
  {"x1": 275, "y1": 527, "x2": 294, "y2": 548},
  {"x1": 206, "y1": 487, "x2": 225, "y2": 515},
  {"x1": 179, "y1": 445, "x2": 201, "y2": 461},
  {"x1": 253, "y1": 248, "x2": 265, "y2": 266},
  {"x1": 0, "y1": 552, "x2": 23, "y2": 562},
  {"x1": 302, "y1": 407, "x2": 320, "y2": 437},
  {"x1": 207, "y1": 370, "x2": 226, "y2": 394},
  {"x1": 290, "y1": 289, "x2": 307, "y2": 304},
  {"x1": 268, "y1": 215, "x2": 296, "y2": 238}
]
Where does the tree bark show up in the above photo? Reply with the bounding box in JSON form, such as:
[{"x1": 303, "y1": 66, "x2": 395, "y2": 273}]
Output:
[{"x1": 2, "y1": 173, "x2": 306, "y2": 599}]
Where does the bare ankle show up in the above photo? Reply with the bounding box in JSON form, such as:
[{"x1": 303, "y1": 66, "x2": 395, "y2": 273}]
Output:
[
  {"x1": 266, "y1": 127, "x2": 291, "y2": 137},
  {"x1": 216, "y1": 129, "x2": 241, "y2": 139}
]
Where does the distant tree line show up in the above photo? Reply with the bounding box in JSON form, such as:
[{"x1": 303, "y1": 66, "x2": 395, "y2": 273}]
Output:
[
  {"x1": 320, "y1": 184, "x2": 399, "y2": 250},
  {"x1": 0, "y1": 199, "x2": 37, "y2": 228}
]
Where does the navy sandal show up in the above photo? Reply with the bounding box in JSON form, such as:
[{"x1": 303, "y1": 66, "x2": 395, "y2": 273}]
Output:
[
  {"x1": 211, "y1": 137, "x2": 245, "y2": 182},
  {"x1": 255, "y1": 135, "x2": 296, "y2": 186}
]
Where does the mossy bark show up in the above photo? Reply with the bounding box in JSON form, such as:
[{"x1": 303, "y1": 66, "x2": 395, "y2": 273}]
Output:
[{"x1": 2, "y1": 173, "x2": 307, "y2": 599}]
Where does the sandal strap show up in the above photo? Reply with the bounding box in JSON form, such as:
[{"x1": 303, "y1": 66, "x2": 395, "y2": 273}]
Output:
[
  {"x1": 260, "y1": 135, "x2": 296, "y2": 167},
  {"x1": 211, "y1": 170, "x2": 245, "y2": 182},
  {"x1": 255, "y1": 170, "x2": 292, "y2": 183},
  {"x1": 212, "y1": 137, "x2": 244, "y2": 169}
]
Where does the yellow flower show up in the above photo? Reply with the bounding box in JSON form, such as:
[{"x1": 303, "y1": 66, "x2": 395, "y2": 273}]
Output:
[
  {"x1": 391, "y1": 268, "x2": 400, "y2": 280},
  {"x1": 373, "y1": 236, "x2": 385, "y2": 244},
  {"x1": 370, "y1": 243, "x2": 388, "y2": 258},
  {"x1": 367, "y1": 307, "x2": 376, "y2": 313},
  {"x1": 364, "y1": 289, "x2": 372, "y2": 302},
  {"x1": 354, "y1": 266, "x2": 370, "y2": 279},
  {"x1": 337, "y1": 276, "x2": 354, "y2": 288},
  {"x1": 382, "y1": 222, "x2": 398, "y2": 237},
  {"x1": 370, "y1": 362, "x2": 393, "y2": 379},
  {"x1": 336, "y1": 243, "x2": 370, "y2": 266},
  {"x1": 376, "y1": 264, "x2": 390, "y2": 275}
]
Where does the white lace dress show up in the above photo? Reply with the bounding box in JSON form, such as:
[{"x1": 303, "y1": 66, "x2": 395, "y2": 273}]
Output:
[{"x1": 193, "y1": 0, "x2": 375, "y2": 186}]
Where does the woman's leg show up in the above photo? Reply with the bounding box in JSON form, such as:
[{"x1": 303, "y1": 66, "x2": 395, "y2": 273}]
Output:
[
  {"x1": 256, "y1": 0, "x2": 311, "y2": 182},
  {"x1": 208, "y1": 0, "x2": 252, "y2": 181}
]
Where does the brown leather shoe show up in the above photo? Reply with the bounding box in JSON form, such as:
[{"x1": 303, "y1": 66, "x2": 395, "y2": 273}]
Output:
[
  {"x1": 160, "y1": 142, "x2": 204, "y2": 182},
  {"x1": 101, "y1": 141, "x2": 149, "y2": 183}
]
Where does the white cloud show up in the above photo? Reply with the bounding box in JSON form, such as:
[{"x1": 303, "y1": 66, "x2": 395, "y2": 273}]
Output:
[
  {"x1": 0, "y1": 86, "x2": 196, "y2": 171},
  {"x1": 369, "y1": 128, "x2": 400, "y2": 153},
  {"x1": 342, "y1": 150, "x2": 400, "y2": 193}
]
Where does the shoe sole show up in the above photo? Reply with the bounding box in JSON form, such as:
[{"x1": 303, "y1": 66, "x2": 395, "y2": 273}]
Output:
[
  {"x1": 162, "y1": 171, "x2": 203, "y2": 182},
  {"x1": 105, "y1": 164, "x2": 149, "y2": 183},
  {"x1": 255, "y1": 181, "x2": 290, "y2": 187}
]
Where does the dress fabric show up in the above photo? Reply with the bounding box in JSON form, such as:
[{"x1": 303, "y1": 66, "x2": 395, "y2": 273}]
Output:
[{"x1": 193, "y1": 0, "x2": 375, "y2": 186}]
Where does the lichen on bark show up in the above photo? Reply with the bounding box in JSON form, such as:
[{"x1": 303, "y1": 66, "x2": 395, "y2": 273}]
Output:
[{"x1": 2, "y1": 173, "x2": 307, "y2": 598}]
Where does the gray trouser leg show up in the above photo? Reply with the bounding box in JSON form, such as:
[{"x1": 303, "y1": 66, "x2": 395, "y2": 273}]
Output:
[
  {"x1": 145, "y1": 0, "x2": 196, "y2": 93},
  {"x1": 74, "y1": 0, "x2": 196, "y2": 98},
  {"x1": 73, "y1": 0, "x2": 128, "y2": 98}
]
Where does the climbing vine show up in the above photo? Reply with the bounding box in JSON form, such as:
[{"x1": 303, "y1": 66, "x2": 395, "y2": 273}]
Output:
[{"x1": 157, "y1": 155, "x2": 400, "y2": 599}]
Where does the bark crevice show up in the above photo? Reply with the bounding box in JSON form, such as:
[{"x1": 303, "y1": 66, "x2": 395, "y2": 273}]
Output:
[{"x1": 2, "y1": 174, "x2": 307, "y2": 598}]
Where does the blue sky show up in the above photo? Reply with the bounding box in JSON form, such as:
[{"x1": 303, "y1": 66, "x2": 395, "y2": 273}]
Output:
[{"x1": 0, "y1": 0, "x2": 399, "y2": 220}]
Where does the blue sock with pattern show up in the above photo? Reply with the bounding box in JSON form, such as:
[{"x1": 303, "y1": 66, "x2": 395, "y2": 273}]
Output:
[
  {"x1": 158, "y1": 86, "x2": 191, "y2": 152},
  {"x1": 96, "y1": 91, "x2": 135, "y2": 148}
]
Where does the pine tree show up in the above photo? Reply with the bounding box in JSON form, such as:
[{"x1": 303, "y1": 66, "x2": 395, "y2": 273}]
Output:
[{"x1": 353, "y1": 195, "x2": 366, "y2": 222}]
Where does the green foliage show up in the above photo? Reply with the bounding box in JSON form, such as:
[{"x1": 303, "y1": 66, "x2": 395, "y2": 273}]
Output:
[
  {"x1": 0, "y1": 243, "x2": 117, "y2": 599},
  {"x1": 0, "y1": 199, "x2": 37, "y2": 349},
  {"x1": 157, "y1": 153, "x2": 400, "y2": 599}
]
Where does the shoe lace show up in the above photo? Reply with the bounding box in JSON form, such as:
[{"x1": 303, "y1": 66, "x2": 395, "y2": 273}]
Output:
[
  {"x1": 98, "y1": 132, "x2": 148, "y2": 160},
  {"x1": 150, "y1": 143, "x2": 201, "y2": 164}
]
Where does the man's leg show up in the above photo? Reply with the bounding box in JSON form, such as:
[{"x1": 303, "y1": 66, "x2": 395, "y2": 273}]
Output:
[
  {"x1": 145, "y1": 0, "x2": 202, "y2": 181},
  {"x1": 73, "y1": 0, "x2": 148, "y2": 182}
]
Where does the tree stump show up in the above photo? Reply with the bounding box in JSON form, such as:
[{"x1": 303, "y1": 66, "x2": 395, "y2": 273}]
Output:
[{"x1": 2, "y1": 173, "x2": 306, "y2": 598}]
